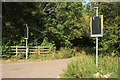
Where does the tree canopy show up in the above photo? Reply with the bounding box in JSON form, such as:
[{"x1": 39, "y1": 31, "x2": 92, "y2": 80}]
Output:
[{"x1": 2, "y1": 2, "x2": 120, "y2": 58}]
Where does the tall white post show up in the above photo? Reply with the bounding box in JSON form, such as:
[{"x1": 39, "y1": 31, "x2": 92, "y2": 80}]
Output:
[
  {"x1": 94, "y1": 7, "x2": 98, "y2": 68},
  {"x1": 96, "y1": 37, "x2": 98, "y2": 67},
  {"x1": 26, "y1": 39, "x2": 28, "y2": 59},
  {"x1": 24, "y1": 24, "x2": 28, "y2": 59}
]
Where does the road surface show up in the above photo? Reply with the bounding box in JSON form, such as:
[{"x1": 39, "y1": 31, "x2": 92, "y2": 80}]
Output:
[{"x1": 2, "y1": 57, "x2": 80, "y2": 78}]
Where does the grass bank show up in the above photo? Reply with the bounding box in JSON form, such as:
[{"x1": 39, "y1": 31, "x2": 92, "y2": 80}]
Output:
[{"x1": 59, "y1": 54, "x2": 118, "y2": 78}]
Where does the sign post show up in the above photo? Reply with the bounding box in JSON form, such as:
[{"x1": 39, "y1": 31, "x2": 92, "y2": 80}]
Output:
[
  {"x1": 90, "y1": 7, "x2": 103, "y2": 68},
  {"x1": 95, "y1": 7, "x2": 98, "y2": 68},
  {"x1": 24, "y1": 24, "x2": 29, "y2": 59}
]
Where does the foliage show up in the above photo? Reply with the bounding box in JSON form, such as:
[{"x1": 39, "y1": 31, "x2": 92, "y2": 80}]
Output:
[
  {"x1": 2, "y1": 2, "x2": 46, "y2": 46},
  {"x1": 2, "y1": 2, "x2": 120, "y2": 58},
  {"x1": 28, "y1": 54, "x2": 54, "y2": 60},
  {"x1": 97, "y1": 2, "x2": 120, "y2": 53},
  {"x1": 15, "y1": 53, "x2": 26, "y2": 59},
  {"x1": 60, "y1": 54, "x2": 118, "y2": 78},
  {"x1": 58, "y1": 47, "x2": 73, "y2": 59},
  {"x1": 43, "y1": 2, "x2": 88, "y2": 48},
  {"x1": 40, "y1": 37, "x2": 56, "y2": 50},
  {"x1": 76, "y1": 46, "x2": 95, "y2": 55},
  {"x1": 85, "y1": 2, "x2": 120, "y2": 54},
  {"x1": 2, "y1": 40, "x2": 11, "y2": 59}
]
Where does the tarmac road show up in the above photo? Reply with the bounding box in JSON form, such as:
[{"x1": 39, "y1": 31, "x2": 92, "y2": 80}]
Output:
[{"x1": 2, "y1": 57, "x2": 79, "y2": 78}]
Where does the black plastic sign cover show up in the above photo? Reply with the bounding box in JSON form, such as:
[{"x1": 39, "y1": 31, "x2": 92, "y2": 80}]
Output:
[
  {"x1": 90, "y1": 15, "x2": 103, "y2": 37},
  {"x1": 24, "y1": 27, "x2": 28, "y2": 39}
]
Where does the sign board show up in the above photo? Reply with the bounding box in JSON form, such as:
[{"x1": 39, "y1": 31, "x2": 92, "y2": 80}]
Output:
[
  {"x1": 90, "y1": 15, "x2": 103, "y2": 37},
  {"x1": 24, "y1": 26, "x2": 29, "y2": 39}
]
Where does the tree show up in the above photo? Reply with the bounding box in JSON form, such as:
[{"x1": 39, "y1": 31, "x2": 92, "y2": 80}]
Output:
[{"x1": 97, "y1": 2, "x2": 120, "y2": 54}]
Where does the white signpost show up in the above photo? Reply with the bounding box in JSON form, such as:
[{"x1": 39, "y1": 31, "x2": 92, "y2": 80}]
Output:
[
  {"x1": 90, "y1": 7, "x2": 103, "y2": 67},
  {"x1": 24, "y1": 24, "x2": 29, "y2": 59}
]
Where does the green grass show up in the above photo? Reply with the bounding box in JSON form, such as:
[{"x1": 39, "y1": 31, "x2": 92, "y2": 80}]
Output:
[{"x1": 59, "y1": 54, "x2": 118, "y2": 78}]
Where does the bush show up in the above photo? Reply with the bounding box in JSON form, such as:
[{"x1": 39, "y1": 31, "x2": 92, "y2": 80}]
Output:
[
  {"x1": 29, "y1": 53, "x2": 39, "y2": 59},
  {"x1": 76, "y1": 46, "x2": 95, "y2": 55},
  {"x1": 58, "y1": 47, "x2": 73, "y2": 59},
  {"x1": 41, "y1": 37, "x2": 56, "y2": 50},
  {"x1": 16, "y1": 53, "x2": 26, "y2": 59},
  {"x1": 2, "y1": 42, "x2": 11, "y2": 59},
  {"x1": 60, "y1": 55, "x2": 118, "y2": 78}
]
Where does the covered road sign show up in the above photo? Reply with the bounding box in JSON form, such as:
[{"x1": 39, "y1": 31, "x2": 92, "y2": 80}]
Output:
[
  {"x1": 24, "y1": 24, "x2": 29, "y2": 39},
  {"x1": 90, "y1": 15, "x2": 103, "y2": 37}
]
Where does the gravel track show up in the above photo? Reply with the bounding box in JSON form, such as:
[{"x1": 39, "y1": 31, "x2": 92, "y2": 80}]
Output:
[{"x1": 2, "y1": 57, "x2": 80, "y2": 78}]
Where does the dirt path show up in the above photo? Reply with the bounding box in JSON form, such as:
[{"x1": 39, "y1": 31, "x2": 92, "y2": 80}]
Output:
[{"x1": 2, "y1": 57, "x2": 80, "y2": 78}]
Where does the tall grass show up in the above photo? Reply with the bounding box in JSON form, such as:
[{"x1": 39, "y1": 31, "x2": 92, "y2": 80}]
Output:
[{"x1": 60, "y1": 54, "x2": 118, "y2": 78}]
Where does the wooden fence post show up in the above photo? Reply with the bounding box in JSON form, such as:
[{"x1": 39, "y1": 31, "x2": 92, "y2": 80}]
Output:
[
  {"x1": 16, "y1": 46, "x2": 18, "y2": 56},
  {"x1": 49, "y1": 47, "x2": 51, "y2": 54},
  {"x1": 38, "y1": 46, "x2": 40, "y2": 54}
]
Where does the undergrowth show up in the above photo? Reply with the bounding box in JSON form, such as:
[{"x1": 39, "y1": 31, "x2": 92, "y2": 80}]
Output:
[{"x1": 59, "y1": 54, "x2": 118, "y2": 78}]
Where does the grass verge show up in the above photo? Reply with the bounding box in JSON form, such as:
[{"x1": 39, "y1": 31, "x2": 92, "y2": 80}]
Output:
[{"x1": 59, "y1": 54, "x2": 118, "y2": 78}]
